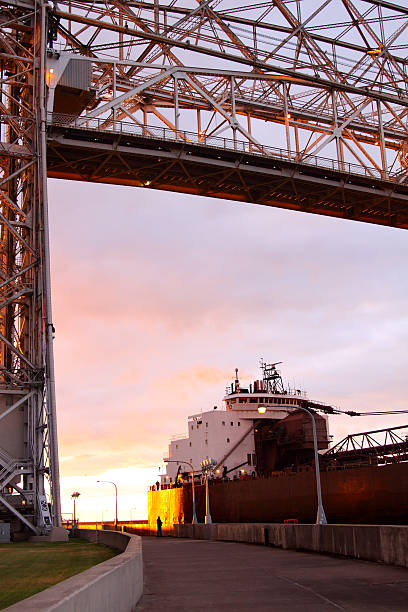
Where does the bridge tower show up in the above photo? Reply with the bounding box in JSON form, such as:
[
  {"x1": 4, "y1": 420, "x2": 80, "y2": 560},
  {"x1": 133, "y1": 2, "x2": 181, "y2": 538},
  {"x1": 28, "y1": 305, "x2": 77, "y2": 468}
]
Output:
[{"x1": 0, "y1": 1, "x2": 60, "y2": 534}]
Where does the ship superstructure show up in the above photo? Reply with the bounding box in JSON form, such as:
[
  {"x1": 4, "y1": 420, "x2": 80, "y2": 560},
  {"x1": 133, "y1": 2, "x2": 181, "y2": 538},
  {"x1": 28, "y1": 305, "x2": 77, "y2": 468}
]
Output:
[{"x1": 161, "y1": 362, "x2": 332, "y2": 485}]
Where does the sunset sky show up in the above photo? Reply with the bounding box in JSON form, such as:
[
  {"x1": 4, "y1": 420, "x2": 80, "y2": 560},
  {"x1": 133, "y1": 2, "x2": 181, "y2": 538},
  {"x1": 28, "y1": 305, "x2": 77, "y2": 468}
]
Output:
[{"x1": 48, "y1": 178, "x2": 407, "y2": 523}]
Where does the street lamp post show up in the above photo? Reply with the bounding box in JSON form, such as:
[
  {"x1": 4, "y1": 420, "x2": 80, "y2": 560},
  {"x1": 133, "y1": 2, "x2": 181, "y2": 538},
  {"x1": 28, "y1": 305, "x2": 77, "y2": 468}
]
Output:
[
  {"x1": 258, "y1": 405, "x2": 327, "y2": 525},
  {"x1": 200, "y1": 458, "x2": 217, "y2": 525},
  {"x1": 71, "y1": 491, "x2": 80, "y2": 527},
  {"x1": 97, "y1": 480, "x2": 118, "y2": 527},
  {"x1": 205, "y1": 472, "x2": 211, "y2": 524},
  {"x1": 297, "y1": 406, "x2": 327, "y2": 525},
  {"x1": 164, "y1": 459, "x2": 197, "y2": 524}
]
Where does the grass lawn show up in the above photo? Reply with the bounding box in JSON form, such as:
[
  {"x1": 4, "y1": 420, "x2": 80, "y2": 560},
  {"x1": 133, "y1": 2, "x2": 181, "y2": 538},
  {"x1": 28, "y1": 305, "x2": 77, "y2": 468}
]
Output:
[{"x1": 0, "y1": 537, "x2": 118, "y2": 609}]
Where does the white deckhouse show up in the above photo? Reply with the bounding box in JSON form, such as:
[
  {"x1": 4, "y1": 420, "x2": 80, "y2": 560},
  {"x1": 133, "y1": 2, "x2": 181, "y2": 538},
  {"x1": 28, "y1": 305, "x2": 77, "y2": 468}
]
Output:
[{"x1": 160, "y1": 361, "x2": 328, "y2": 485}]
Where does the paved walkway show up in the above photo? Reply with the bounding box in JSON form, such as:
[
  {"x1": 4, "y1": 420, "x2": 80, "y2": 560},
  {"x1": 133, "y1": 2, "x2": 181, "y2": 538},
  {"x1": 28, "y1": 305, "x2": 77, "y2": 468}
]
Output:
[{"x1": 136, "y1": 537, "x2": 408, "y2": 611}]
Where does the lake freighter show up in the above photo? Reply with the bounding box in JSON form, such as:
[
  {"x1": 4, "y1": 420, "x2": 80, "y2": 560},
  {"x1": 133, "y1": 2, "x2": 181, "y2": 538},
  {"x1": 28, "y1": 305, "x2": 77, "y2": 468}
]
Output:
[{"x1": 150, "y1": 362, "x2": 408, "y2": 526}]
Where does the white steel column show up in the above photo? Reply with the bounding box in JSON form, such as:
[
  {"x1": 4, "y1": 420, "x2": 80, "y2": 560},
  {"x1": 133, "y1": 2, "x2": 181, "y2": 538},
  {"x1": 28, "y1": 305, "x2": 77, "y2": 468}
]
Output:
[{"x1": 39, "y1": 0, "x2": 61, "y2": 526}]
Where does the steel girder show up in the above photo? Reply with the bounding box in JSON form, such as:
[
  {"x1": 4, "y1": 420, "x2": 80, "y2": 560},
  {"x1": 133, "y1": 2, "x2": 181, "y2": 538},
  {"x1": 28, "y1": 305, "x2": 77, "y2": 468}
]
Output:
[{"x1": 0, "y1": 0, "x2": 61, "y2": 532}]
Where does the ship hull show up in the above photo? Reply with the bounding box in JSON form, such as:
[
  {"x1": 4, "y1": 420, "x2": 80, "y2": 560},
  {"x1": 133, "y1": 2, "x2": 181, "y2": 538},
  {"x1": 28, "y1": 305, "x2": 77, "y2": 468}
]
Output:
[{"x1": 148, "y1": 462, "x2": 408, "y2": 526}]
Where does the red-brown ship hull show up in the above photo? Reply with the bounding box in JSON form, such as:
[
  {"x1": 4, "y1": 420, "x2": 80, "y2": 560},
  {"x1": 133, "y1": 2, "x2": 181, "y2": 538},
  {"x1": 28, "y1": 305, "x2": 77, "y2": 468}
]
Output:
[{"x1": 148, "y1": 463, "x2": 408, "y2": 526}]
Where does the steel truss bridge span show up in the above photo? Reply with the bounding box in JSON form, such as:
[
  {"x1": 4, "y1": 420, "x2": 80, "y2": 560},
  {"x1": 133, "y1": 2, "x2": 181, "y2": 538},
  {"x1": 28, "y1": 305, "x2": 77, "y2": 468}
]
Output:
[
  {"x1": 1, "y1": 0, "x2": 408, "y2": 534},
  {"x1": 47, "y1": 114, "x2": 408, "y2": 228},
  {"x1": 42, "y1": 0, "x2": 408, "y2": 228}
]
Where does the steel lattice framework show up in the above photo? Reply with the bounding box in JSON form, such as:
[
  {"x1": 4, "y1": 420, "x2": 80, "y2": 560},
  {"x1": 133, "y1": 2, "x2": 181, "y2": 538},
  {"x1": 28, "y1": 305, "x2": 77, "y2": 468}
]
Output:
[
  {"x1": 0, "y1": 0, "x2": 60, "y2": 533},
  {"x1": 0, "y1": 0, "x2": 407, "y2": 531}
]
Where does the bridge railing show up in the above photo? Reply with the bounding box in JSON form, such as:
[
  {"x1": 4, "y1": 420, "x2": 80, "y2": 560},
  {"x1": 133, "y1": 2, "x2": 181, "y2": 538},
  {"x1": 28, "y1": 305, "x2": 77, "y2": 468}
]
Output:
[{"x1": 47, "y1": 112, "x2": 400, "y2": 184}]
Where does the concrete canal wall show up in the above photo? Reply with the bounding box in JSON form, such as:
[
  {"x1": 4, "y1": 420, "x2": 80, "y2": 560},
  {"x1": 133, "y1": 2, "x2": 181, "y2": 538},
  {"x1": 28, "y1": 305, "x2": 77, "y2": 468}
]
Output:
[
  {"x1": 122, "y1": 521, "x2": 408, "y2": 569},
  {"x1": 172, "y1": 523, "x2": 408, "y2": 569}
]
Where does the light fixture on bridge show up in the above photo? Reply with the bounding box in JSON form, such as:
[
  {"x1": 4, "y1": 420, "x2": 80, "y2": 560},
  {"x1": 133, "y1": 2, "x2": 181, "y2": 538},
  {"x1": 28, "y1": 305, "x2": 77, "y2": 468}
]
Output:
[{"x1": 258, "y1": 406, "x2": 267, "y2": 414}]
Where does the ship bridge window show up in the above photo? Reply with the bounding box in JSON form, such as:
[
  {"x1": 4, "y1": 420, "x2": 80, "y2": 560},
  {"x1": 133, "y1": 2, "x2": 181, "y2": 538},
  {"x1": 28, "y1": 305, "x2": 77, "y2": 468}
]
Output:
[
  {"x1": 239, "y1": 399, "x2": 247, "y2": 403},
  {"x1": 247, "y1": 453, "x2": 252, "y2": 466},
  {"x1": 238, "y1": 422, "x2": 241, "y2": 426},
  {"x1": 206, "y1": 422, "x2": 208, "y2": 427},
  {"x1": 230, "y1": 421, "x2": 233, "y2": 426},
  {"x1": 189, "y1": 442, "x2": 192, "y2": 447},
  {"x1": 230, "y1": 399, "x2": 236, "y2": 404},
  {"x1": 191, "y1": 425, "x2": 193, "y2": 430},
  {"x1": 227, "y1": 438, "x2": 230, "y2": 443},
  {"x1": 222, "y1": 421, "x2": 225, "y2": 426},
  {"x1": 250, "y1": 398, "x2": 257, "y2": 403}
]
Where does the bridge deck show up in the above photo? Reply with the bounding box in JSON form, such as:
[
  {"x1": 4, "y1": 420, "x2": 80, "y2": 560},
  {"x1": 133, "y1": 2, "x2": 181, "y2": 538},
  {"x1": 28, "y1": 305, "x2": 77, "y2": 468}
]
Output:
[
  {"x1": 47, "y1": 120, "x2": 408, "y2": 230},
  {"x1": 136, "y1": 537, "x2": 408, "y2": 611}
]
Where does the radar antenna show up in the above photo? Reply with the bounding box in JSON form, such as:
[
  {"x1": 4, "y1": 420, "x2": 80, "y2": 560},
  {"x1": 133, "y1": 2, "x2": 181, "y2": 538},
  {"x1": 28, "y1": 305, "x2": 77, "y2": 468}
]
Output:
[{"x1": 260, "y1": 359, "x2": 285, "y2": 394}]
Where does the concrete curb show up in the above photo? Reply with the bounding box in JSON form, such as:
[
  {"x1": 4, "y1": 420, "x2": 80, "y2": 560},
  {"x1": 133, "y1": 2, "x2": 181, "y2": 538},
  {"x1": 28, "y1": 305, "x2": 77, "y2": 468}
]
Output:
[{"x1": 3, "y1": 530, "x2": 143, "y2": 612}]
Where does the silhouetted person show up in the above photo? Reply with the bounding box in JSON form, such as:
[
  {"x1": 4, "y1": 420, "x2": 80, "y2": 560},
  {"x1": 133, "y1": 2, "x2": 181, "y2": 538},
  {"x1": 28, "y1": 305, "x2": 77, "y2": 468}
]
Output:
[{"x1": 156, "y1": 515, "x2": 163, "y2": 537}]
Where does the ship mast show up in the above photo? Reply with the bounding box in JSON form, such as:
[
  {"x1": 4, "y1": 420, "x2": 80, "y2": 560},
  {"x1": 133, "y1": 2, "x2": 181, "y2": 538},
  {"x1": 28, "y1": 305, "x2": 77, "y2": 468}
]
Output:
[{"x1": 260, "y1": 360, "x2": 285, "y2": 394}]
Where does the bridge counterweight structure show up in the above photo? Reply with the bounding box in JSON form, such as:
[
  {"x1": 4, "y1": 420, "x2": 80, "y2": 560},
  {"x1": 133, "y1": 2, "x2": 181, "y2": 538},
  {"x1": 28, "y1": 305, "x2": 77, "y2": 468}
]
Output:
[{"x1": 1, "y1": 0, "x2": 407, "y2": 532}]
